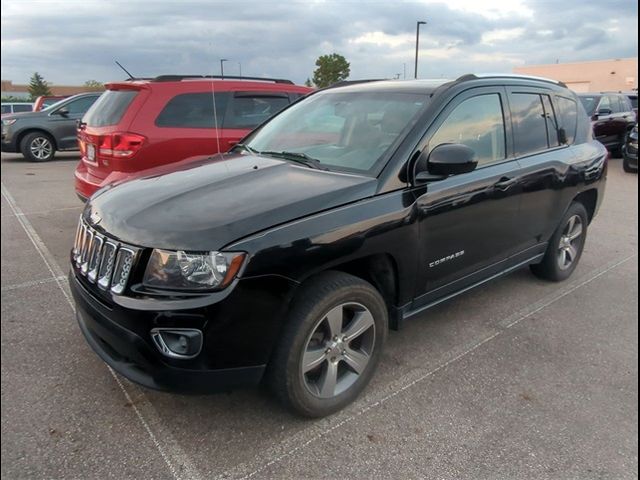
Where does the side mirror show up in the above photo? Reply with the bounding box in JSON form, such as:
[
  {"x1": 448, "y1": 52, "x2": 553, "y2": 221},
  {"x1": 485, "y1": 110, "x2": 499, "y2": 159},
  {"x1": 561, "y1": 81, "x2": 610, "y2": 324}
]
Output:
[
  {"x1": 55, "y1": 107, "x2": 69, "y2": 117},
  {"x1": 415, "y1": 143, "x2": 478, "y2": 181},
  {"x1": 558, "y1": 127, "x2": 568, "y2": 145}
]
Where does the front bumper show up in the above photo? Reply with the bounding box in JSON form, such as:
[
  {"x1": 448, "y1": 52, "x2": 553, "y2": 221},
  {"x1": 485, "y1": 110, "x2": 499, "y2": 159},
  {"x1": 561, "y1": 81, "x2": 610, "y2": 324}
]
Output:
[
  {"x1": 623, "y1": 141, "x2": 638, "y2": 168},
  {"x1": 70, "y1": 271, "x2": 296, "y2": 393}
]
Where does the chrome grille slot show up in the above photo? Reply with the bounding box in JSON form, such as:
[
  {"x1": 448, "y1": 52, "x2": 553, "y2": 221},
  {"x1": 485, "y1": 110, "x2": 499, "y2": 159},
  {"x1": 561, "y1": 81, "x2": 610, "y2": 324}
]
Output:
[
  {"x1": 73, "y1": 217, "x2": 138, "y2": 296},
  {"x1": 72, "y1": 218, "x2": 83, "y2": 261},
  {"x1": 97, "y1": 242, "x2": 118, "y2": 290},
  {"x1": 80, "y1": 229, "x2": 94, "y2": 275},
  {"x1": 111, "y1": 248, "x2": 136, "y2": 295},
  {"x1": 87, "y1": 235, "x2": 104, "y2": 283}
]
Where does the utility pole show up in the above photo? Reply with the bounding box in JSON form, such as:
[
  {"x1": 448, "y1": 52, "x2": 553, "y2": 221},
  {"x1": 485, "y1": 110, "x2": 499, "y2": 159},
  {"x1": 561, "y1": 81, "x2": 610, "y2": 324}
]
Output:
[
  {"x1": 414, "y1": 20, "x2": 427, "y2": 79},
  {"x1": 220, "y1": 58, "x2": 228, "y2": 79},
  {"x1": 238, "y1": 62, "x2": 242, "y2": 77}
]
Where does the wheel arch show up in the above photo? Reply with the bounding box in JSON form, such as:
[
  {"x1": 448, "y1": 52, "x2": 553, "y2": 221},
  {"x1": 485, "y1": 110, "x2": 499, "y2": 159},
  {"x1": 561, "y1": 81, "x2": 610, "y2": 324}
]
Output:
[
  {"x1": 572, "y1": 189, "x2": 598, "y2": 224},
  {"x1": 16, "y1": 128, "x2": 58, "y2": 151}
]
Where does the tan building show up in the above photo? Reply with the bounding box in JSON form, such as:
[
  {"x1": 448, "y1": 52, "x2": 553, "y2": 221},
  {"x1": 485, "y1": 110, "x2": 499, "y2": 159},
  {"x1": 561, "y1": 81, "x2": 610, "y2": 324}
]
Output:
[
  {"x1": 1, "y1": 80, "x2": 104, "y2": 99},
  {"x1": 514, "y1": 58, "x2": 638, "y2": 93}
]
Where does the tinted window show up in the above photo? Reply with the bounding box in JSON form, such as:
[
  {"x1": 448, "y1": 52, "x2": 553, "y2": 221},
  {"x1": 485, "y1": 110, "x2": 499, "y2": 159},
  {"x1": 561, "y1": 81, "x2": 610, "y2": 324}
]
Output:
[
  {"x1": 430, "y1": 94, "x2": 506, "y2": 166},
  {"x1": 511, "y1": 93, "x2": 550, "y2": 156},
  {"x1": 13, "y1": 104, "x2": 32, "y2": 113},
  {"x1": 1, "y1": 105, "x2": 10, "y2": 114},
  {"x1": 541, "y1": 95, "x2": 560, "y2": 148},
  {"x1": 156, "y1": 92, "x2": 231, "y2": 128},
  {"x1": 629, "y1": 96, "x2": 638, "y2": 109},
  {"x1": 579, "y1": 95, "x2": 600, "y2": 116},
  {"x1": 84, "y1": 90, "x2": 138, "y2": 127},
  {"x1": 224, "y1": 95, "x2": 290, "y2": 129},
  {"x1": 555, "y1": 96, "x2": 578, "y2": 145},
  {"x1": 64, "y1": 96, "x2": 98, "y2": 115}
]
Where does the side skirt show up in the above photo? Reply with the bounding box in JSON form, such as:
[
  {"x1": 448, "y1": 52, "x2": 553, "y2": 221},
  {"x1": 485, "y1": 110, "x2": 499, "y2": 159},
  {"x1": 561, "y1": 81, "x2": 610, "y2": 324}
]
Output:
[{"x1": 399, "y1": 247, "x2": 546, "y2": 327}]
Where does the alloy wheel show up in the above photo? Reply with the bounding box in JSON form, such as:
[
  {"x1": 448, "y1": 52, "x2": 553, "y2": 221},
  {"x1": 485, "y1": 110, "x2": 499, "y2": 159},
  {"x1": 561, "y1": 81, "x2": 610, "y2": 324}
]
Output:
[
  {"x1": 301, "y1": 302, "x2": 376, "y2": 399},
  {"x1": 30, "y1": 137, "x2": 53, "y2": 160},
  {"x1": 557, "y1": 214, "x2": 583, "y2": 270}
]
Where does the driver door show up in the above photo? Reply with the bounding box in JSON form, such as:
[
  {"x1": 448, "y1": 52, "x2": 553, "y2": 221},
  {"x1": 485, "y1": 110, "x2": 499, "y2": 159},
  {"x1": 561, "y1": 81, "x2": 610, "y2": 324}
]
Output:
[
  {"x1": 411, "y1": 88, "x2": 525, "y2": 309},
  {"x1": 48, "y1": 95, "x2": 99, "y2": 149}
]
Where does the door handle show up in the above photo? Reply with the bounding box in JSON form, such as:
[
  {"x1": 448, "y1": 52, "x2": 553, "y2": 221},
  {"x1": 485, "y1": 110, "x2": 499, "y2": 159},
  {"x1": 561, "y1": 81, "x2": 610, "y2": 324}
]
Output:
[{"x1": 494, "y1": 176, "x2": 517, "y2": 191}]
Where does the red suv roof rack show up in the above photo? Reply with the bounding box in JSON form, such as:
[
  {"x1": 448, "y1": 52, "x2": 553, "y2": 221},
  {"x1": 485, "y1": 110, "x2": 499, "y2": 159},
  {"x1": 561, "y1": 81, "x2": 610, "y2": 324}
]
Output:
[{"x1": 151, "y1": 75, "x2": 294, "y2": 84}]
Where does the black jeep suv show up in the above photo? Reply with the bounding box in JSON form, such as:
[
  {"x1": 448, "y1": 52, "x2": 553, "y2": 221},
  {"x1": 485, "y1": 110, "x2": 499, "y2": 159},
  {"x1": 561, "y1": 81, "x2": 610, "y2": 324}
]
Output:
[{"x1": 70, "y1": 74, "x2": 607, "y2": 417}]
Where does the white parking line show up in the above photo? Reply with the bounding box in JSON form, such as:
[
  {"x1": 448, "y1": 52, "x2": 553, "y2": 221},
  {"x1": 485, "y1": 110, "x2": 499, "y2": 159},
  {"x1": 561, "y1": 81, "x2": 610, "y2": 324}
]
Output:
[
  {"x1": 1, "y1": 205, "x2": 83, "y2": 219},
  {"x1": 223, "y1": 252, "x2": 637, "y2": 480},
  {"x1": 1, "y1": 275, "x2": 67, "y2": 292},
  {"x1": 1, "y1": 182, "x2": 202, "y2": 480}
]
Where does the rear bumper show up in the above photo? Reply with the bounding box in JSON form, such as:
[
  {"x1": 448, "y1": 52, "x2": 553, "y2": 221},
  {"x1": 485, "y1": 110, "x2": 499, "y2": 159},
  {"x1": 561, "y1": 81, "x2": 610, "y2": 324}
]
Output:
[{"x1": 74, "y1": 161, "x2": 103, "y2": 199}]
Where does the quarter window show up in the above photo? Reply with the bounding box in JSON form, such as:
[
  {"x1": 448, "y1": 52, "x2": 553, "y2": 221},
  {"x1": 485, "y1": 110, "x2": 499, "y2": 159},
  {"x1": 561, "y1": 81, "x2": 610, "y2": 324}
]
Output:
[
  {"x1": 555, "y1": 96, "x2": 578, "y2": 145},
  {"x1": 13, "y1": 104, "x2": 32, "y2": 113},
  {"x1": 429, "y1": 94, "x2": 506, "y2": 166}
]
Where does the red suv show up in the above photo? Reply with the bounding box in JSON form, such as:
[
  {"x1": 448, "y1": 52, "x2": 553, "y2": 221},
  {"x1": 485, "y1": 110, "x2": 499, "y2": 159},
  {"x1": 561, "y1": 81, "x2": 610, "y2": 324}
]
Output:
[{"x1": 75, "y1": 75, "x2": 312, "y2": 200}]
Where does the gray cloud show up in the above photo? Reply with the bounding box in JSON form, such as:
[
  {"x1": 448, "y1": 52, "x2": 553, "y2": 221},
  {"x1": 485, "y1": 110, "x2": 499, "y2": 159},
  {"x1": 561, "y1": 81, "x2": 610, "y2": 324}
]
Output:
[{"x1": 1, "y1": 0, "x2": 637, "y2": 86}]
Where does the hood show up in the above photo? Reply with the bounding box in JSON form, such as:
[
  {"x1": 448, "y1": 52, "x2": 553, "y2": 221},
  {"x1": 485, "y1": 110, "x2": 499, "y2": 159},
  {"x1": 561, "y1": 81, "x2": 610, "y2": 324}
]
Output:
[{"x1": 86, "y1": 153, "x2": 377, "y2": 251}]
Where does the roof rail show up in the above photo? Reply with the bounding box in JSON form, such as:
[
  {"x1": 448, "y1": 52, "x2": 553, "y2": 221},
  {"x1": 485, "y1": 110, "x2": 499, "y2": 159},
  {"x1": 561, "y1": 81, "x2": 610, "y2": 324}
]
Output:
[
  {"x1": 151, "y1": 75, "x2": 294, "y2": 84},
  {"x1": 456, "y1": 73, "x2": 567, "y2": 88}
]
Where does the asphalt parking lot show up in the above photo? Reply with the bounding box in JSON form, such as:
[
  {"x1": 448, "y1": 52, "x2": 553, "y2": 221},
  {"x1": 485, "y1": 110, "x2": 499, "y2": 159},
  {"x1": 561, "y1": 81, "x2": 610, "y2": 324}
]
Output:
[{"x1": 1, "y1": 151, "x2": 637, "y2": 480}]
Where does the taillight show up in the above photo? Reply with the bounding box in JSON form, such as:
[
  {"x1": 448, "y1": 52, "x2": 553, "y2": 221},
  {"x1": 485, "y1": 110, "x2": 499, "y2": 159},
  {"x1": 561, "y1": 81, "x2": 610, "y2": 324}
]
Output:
[{"x1": 98, "y1": 132, "x2": 146, "y2": 158}]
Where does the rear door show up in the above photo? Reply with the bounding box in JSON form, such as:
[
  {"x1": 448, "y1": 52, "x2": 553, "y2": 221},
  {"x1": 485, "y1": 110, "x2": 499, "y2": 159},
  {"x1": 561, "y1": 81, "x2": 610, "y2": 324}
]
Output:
[{"x1": 48, "y1": 95, "x2": 99, "y2": 149}]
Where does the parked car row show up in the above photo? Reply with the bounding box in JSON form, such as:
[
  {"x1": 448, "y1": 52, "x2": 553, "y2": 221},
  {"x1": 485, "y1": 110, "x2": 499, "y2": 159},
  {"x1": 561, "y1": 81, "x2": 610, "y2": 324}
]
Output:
[{"x1": 577, "y1": 92, "x2": 636, "y2": 160}]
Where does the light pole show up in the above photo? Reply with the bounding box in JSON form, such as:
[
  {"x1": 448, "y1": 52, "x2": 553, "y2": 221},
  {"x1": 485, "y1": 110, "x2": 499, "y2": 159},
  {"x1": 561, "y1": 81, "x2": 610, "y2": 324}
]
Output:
[
  {"x1": 220, "y1": 58, "x2": 228, "y2": 79},
  {"x1": 414, "y1": 20, "x2": 426, "y2": 79},
  {"x1": 238, "y1": 62, "x2": 242, "y2": 77},
  {"x1": 403, "y1": 63, "x2": 406, "y2": 80}
]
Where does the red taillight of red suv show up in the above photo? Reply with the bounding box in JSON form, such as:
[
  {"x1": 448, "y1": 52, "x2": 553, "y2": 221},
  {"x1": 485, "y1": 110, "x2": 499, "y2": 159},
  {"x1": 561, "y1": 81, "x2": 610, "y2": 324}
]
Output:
[{"x1": 98, "y1": 132, "x2": 146, "y2": 159}]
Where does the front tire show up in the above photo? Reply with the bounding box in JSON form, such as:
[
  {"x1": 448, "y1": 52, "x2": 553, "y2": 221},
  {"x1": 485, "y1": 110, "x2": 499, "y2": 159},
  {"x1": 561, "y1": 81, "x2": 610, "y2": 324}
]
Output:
[
  {"x1": 531, "y1": 202, "x2": 588, "y2": 282},
  {"x1": 623, "y1": 155, "x2": 637, "y2": 173},
  {"x1": 20, "y1": 132, "x2": 56, "y2": 162},
  {"x1": 269, "y1": 271, "x2": 388, "y2": 417}
]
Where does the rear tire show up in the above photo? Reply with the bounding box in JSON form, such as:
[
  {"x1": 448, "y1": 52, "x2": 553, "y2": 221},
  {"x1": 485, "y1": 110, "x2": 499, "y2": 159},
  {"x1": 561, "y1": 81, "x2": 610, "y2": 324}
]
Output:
[
  {"x1": 268, "y1": 271, "x2": 388, "y2": 417},
  {"x1": 531, "y1": 202, "x2": 588, "y2": 282},
  {"x1": 20, "y1": 132, "x2": 56, "y2": 162},
  {"x1": 623, "y1": 155, "x2": 636, "y2": 173}
]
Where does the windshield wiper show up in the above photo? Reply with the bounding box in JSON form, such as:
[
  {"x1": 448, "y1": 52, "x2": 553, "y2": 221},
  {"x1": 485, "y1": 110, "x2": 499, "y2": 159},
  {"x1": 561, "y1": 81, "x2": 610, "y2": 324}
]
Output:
[{"x1": 259, "y1": 150, "x2": 329, "y2": 170}]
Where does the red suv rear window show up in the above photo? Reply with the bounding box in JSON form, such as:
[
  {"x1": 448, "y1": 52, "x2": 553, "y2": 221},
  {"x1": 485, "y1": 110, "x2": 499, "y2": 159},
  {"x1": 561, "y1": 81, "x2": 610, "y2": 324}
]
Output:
[{"x1": 84, "y1": 90, "x2": 138, "y2": 127}]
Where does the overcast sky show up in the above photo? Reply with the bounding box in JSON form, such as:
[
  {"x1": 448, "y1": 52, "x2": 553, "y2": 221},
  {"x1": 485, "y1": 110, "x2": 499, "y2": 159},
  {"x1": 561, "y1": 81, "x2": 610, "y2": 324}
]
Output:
[{"x1": 1, "y1": 0, "x2": 637, "y2": 86}]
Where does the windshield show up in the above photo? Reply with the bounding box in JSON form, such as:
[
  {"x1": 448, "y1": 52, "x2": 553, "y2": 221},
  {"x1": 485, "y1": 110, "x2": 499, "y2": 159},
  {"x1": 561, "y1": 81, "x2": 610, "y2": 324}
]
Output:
[
  {"x1": 579, "y1": 96, "x2": 601, "y2": 116},
  {"x1": 244, "y1": 91, "x2": 428, "y2": 175}
]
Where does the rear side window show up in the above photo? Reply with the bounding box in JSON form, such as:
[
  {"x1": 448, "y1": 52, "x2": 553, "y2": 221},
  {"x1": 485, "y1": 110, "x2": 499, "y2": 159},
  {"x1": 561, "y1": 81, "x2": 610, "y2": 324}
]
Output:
[
  {"x1": 156, "y1": 92, "x2": 231, "y2": 128},
  {"x1": 629, "y1": 96, "x2": 638, "y2": 109},
  {"x1": 224, "y1": 95, "x2": 290, "y2": 129},
  {"x1": 429, "y1": 93, "x2": 506, "y2": 166},
  {"x1": 511, "y1": 93, "x2": 556, "y2": 156},
  {"x1": 13, "y1": 104, "x2": 32, "y2": 113},
  {"x1": 555, "y1": 96, "x2": 578, "y2": 145},
  {"x1": 85, "y1": 90, "x2": 138, "y2": 127},
  {"x1": 1, "y1": 105, "x2": 10, "y2": 114}
]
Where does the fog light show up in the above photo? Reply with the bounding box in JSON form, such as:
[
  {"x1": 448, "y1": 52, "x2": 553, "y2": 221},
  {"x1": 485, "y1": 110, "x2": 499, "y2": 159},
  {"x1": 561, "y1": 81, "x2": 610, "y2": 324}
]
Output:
[{"x1": 150, "y1": 328, "x2": 203, "y2": 359}]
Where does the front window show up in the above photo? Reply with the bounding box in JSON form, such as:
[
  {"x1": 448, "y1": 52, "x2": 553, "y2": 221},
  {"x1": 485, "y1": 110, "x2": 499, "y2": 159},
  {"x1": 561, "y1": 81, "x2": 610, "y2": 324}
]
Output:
[{"x1": 244, "y1": 91, "x2": 428, "y2": 175}]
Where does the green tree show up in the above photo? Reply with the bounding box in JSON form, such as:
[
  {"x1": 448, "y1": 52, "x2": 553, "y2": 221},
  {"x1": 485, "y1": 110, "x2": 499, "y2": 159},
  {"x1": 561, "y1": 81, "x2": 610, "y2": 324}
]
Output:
[
  {"x1": 311, "y1": 53, "x2": 350, "y2": 88},
  {"x1": 304, "y1": 77, "x2": 314, "y2": 87},
  {"x1": 84, "y1": 80, "x2": 104, "y2": 91},
  {"x1": 28, "y1": 72, "x2": 51, "y2": 99}
]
